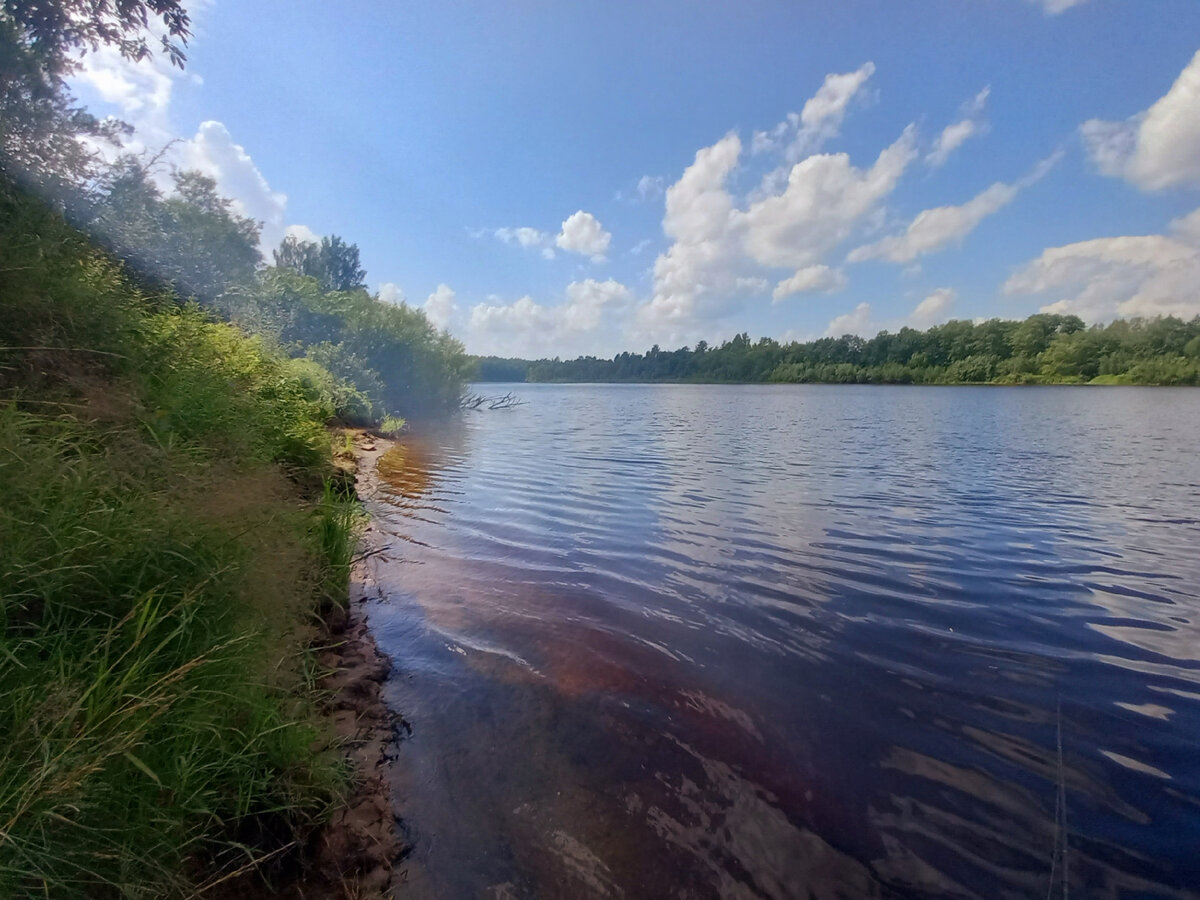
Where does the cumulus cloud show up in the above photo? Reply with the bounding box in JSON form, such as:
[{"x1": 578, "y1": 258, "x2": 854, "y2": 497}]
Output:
[
  {"x1": 378, "y1": 282, "x2": 406, "y2": 305},
  {"x1": 1003, "y1": 207, "x2": 1200, "y2": 320},
  {"x1": 736, "y1": 276, "x2": 770, "y2": 294},
  {"x1": 634, "y1": 111, "x2": 920, "y2": 346},
  {"x1": 752, "y1": 63, "x2": 877, "y2": 161},
  {"x1": 467, "y1": 279, "x2": 632, "y2": 357},
  {"x1": 772, "y1": 265, "x2": 848, "y2": 302},
  {"x1": 1081, "y1": 50, "x2": 1200, "y2": 190},
  {"x1": 740, "y1": 127, "x2": 919, "y2": 269},
  {"x1": 75, "y1": 45, "x2": 173, "y2": 139},
  {"x1": 285, "y1": 224, "x2": 321, "y2": 244},
  {"x1": 177, "y1": 121, "x2": 289, "y2": 247},
  {"x1": 927, "y1": 87, "x2": 990, "y2": 168},
  {"x1": 556, "y1": 211, "x2": 612, "y2": 261},
  {"x1": 848, "y1": 151, "x2": 1060, "y2": 264},
  {"x1": 424, "y1": 284, "x2": 458, "y2": 330},
  {"x1": 560, "y1": 278, "x2": 634, "y2": 331},
  {"x1": 909, "y1": 288, "x2": 957, "y2": 326},
  {"x1": 826, "y1": 302, "x2": 873, "y2": 337},
  {"x1": 636, "y1": 133, "x2": 745, "y2": 343},
  {"x1": 71, "y1": 42, "x2": 290, "y2": 250}
]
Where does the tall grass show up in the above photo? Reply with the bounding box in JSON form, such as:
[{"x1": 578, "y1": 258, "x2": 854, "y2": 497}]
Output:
[
  {"x1": 313, "y1": 478, "x2": 365, "y2": 609},
  {"x1": 0, "y1": 182, "x2": 362, "y2": 895}
]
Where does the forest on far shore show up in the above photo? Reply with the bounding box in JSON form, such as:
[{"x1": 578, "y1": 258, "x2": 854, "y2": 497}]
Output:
[{"x1": 474, "y1": 313, "x2": 1200, "y2": 386}]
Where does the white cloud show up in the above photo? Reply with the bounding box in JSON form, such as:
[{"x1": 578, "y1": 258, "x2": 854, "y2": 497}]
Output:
[
  {"x1": 772, "y1": 265, "x2": 848, "y2": 302},
  {"x1": 1172, "y1": 206, "x2": 1200, "y2": 244},
  {"x1": 71, "y1": 45, "x2": 291, "y2": 252},
  {"x1": 826, "y1": 302, "x2": 873, "y2": 337},
  {"x1": 909, "y1": 288, "x2": 957, "y2": 326},
  {"x1": 491, "y1": 225, "x2": 558, "y2": 259},
  {"x1": 468, "y1": 296, "x2": 549, "y2": 355},
  {"x1": 736, "y1": 276, "x2": 770, "y2": 294},
  {"x1": 637, "y1": 175, "x2": 665, "y2": 200},
  {"x1": 849, "y1": 182, "x2": 1017, "y2": 264},
  {"x1": 752, "y1": 63, "x2": 877, "y2": 161},
  {"x1": 556, "y1": 211, "x2": 612, "y2": 261},
  {"x1": 848, "y1": 151, "x2": 1060, "y2": 264},
  {"x1": 1032, "y1": 0, "x2": 1091, "y2": 13},
  {"x1": 927, "y1": 87, "x2": 990, "y2": 167},
  {"x1": 636, "y1": 133, "x2": 744, "y2": 343},
  {"x1": 739, "y1": 127, "x2": 919, "y2": 269},
  {"x1": 495, "y1": 226, "x2": 549, "y2": 248},
  {"x1": 1081, "y1": 50, "x2": 1200, "y2": 190},
  {"x1": 560, "y1": 278, "x2": 634, "y2": 331},
  {"x1": 74, "y1": 44, "x2": 174, "y2": 141},
  {"x1": 466, "y1": 279, "x2": 632, "y2": 357},
  {"x1": 378, "y1": 282, "x2": 406, "y2": 305},
  {"x1": 178, "y1": 121, "x2": 289, "y2": 247},
  {"x1": 285, "y1": 224, "x2": 321, "y2": 245},
  {"x1": 1003, "y1": 207, "x2": 1200, "y2": 320},
  {"x1": 424, "y1": 284, "x2": 458, "y2": 330},
  {"x1": 493, "y1": 226, "x2": 557, "y2": 259},
  {"x1": 629, "y1": 238, "x2": 653, "y2": 256},
  {"x1": 70, "y1": 48, "x2": 173, "y2": 171},
  {"x1": 635, "y1": 114, "x2": 918, "y2": 347}
]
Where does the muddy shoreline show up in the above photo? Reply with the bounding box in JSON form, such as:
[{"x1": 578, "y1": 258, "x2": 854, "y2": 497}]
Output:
[{"x1": 285, "y1": 430, "x2": 408, "y2": 899}]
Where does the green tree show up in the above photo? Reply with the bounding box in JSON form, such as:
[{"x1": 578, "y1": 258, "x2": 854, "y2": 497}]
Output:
[
  {"x1": 88, "y1": 159, "x2": 260, "y2": 306},
  {"x1": 1, "y1": 1, "x2": 190, "y2": 189},
  {"x1": 273, "y1": 234, "x2": 366, "y2": 293}
]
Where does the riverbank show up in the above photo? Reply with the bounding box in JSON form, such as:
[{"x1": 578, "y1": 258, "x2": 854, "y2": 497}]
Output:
[
  {"x1": 0, "y1": 179, "x2": 407, "y2": 895},
  {"x1": 288, "y1": 429, "x2": 407, "y2": 898}
]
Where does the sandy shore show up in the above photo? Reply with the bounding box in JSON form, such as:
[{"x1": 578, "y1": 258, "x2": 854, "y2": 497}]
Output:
[{"x1": 286, "y1": 430, "x2": 408, "y2": 898}]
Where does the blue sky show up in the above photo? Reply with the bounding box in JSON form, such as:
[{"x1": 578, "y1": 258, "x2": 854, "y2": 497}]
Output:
[{"x1": 72, "y1": 0, "x2": 1200, "y2": 358}]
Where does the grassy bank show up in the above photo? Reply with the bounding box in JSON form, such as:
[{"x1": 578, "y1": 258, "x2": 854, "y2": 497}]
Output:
[{"x1": 0, "y1": 183, "x2": 364, "y2": 896}]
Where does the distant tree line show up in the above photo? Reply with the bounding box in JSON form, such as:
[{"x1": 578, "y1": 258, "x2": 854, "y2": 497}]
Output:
[{"x1": 475, "y1": 314, "x2": 1200, "y2": 386}]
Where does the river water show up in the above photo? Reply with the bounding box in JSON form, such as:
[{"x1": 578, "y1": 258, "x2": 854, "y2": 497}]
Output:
[{"x1": 361, "y1": 384, "x2": 1200, "y2": 899}]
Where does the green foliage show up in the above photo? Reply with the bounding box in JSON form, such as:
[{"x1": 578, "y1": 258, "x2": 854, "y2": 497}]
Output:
[
  {"x1": 312, "y1": 479, "x2": 365, "y2": 607},
  {"x1": 0, "y1": 181, "x2": 353, "y2": 895},
  {"x1": 494, "y1": 313, "x2": 1200, "y2": 387},
  {"x1": 379, "y1": 414, "x2": 406, "y2": 435},
  {"x1": 86, "y1": 159, "x2": 262, "y2": 307},
  {"x1": 239, "y1": 265, "x2": 471, "y2": 419},
  {"x1": 274, "y1": 233, "x2": 366, "y2": 293},
  {"x1": 59, "y1": 175, "x2": 470, "y2": 423},
  {"x1": 0, "y1": 408, "x2": 344, "y2": 898},
  {"x1": 474, "y1": 355, "x2": 528, "y2": 382},
  {"x1": 0, "y1": 0, "x2": 189, "y2": 193}
]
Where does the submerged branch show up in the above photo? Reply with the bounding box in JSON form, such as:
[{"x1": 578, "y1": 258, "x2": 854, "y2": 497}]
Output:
[{"x1": 460, "y1": 391, "x2": 524, "y2": 411}]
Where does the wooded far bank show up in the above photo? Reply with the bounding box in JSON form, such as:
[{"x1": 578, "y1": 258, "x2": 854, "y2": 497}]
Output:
[{"x1": 474, "y1": 313, "x2": 1200, "y2": 386}]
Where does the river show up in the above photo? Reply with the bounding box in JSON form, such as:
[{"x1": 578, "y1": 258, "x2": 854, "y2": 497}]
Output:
[{"x1": 360, "y1": 384, "x2": 1200, "y2": 899}]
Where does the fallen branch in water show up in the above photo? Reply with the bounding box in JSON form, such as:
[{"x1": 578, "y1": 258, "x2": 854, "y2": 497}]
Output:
[{"x1": 460, "y1": 391, "x2": 524, "y2": 410}]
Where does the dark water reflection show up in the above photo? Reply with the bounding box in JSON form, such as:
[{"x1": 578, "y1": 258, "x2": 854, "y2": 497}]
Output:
[{"x1": 362, "y1": 384, "x2": 1200, "y2": 899}]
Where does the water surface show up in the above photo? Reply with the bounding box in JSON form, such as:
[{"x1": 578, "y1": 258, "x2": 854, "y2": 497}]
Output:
[{"x1": 362, "y1": 384, "x2": 1200, "y2": 898}]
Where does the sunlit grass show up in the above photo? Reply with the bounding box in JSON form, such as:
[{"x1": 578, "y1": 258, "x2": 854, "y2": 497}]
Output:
[{"x1": 0, "y1": 182, "x2": 362, "y2": 896}]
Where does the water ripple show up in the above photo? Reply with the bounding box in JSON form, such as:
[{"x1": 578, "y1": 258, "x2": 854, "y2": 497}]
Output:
[{"x1": 369, "y1": 384, "x2": 1200, "y2": 898}]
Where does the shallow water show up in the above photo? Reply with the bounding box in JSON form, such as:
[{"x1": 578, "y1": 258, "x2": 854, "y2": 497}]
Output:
[{"x1": 362, "y1": 384, "x2": 1200, "y2": 899}]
